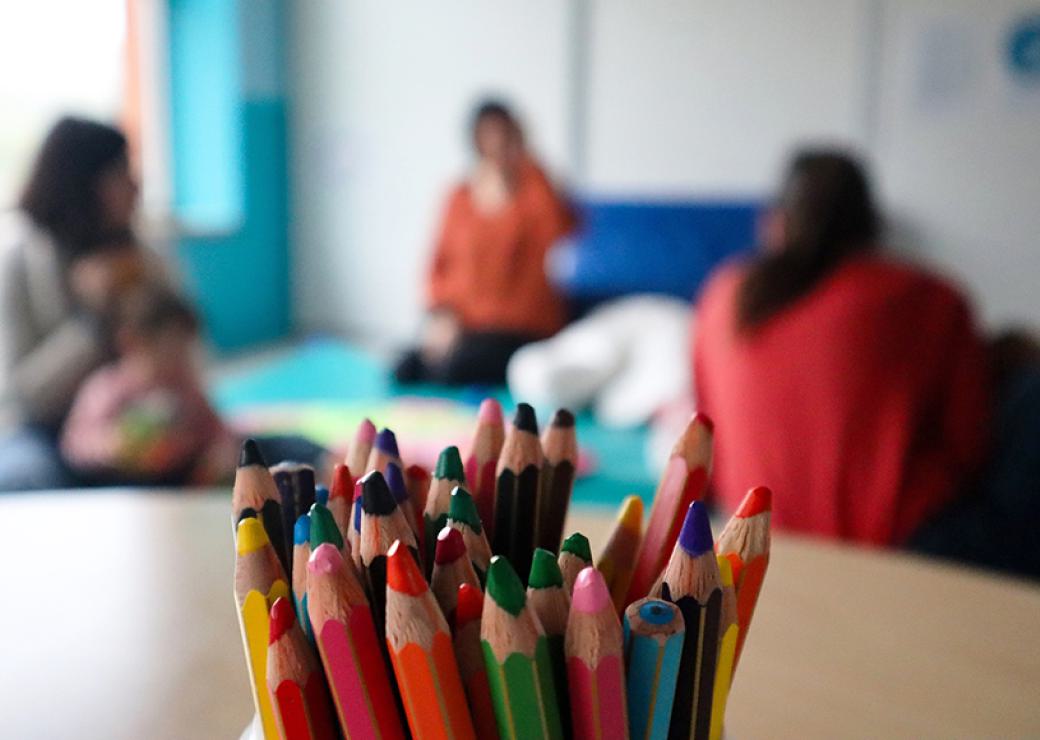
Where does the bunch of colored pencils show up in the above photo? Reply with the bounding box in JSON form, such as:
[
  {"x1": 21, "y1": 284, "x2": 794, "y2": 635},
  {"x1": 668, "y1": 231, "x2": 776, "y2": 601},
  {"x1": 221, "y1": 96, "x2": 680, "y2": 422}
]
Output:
[{"x1": 231, "y1": 401, "x2": 772, "y2": 740}]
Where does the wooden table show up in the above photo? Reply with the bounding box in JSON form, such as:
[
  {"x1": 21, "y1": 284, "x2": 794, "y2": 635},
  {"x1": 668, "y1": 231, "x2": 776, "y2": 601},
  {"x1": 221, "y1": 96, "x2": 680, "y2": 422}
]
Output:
[{"x1": 1, "y1": 492, "x2": 1038, "y2": 739}]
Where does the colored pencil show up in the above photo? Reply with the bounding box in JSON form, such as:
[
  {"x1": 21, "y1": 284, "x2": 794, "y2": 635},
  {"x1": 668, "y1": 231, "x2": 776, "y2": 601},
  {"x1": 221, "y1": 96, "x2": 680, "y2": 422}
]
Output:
[
  {"x1": 359, "y1": 470, "x2": 420, "y2": 633},
  {"x1": 431, "y1": 526, "x2": 480, "y2": 628},
  {"x1": 623, "y1": 599, "x2": 684, "y2": 740},
  {"x1": 385, "y1": 540, "x2": 477, "y2": 739},
  {"x1": 292, "y1": 513, "x2": 313, "y2": 641},
  {"x1": 234, "y1": 516, "x2": 290, "y2": 740},
  {"x1": 271, "y1": 461, "x2": 318, "y2": 575},
  {"x1": 493, "y1": 403, "x2": 543, "y2": 583},
  {"x1": 626, "y1": 413, "x2": 713, "y2": 605},
  {"x1": 715, "y1": 485, "x2": 771, "y2": 671},
  {"x1": 708, "y1": 556, "x2": 738, "y2": 740},
  {"x1": 233, "y1": 439, "x2": 289, "y2": 575},
  {"x1": 424, "y1": 445, "x2": 467, "y2": 576},
  {"x1": 349, "y1": 477, "x2": 364, "y2": 570},
  {"x1": 527, "y1": 548, "x2": 571, "y2": 730},
  {"x1": 537, "y1": 408, "x2": 577, "y2": 553},
  {"x1": 406, "y1": 463, "x2": 432, "y2": 526},
  {"x1": 481, "y1": 555, "x2": 564, "y2": 740},
  {"x1": 454, "y1": 583, "x2": 500, "y2": 740},
  {"x1": 327, "y1": 463, "x2": 354, "y2": 545},
  {"x1": 465, "y1": 397, "x2": 505, "y2": 542},
  {"x1": 315, "y1": 485, "x2": 329, "y2": 507},
  {"x1": 654, "y1": 502, "x2": 722, "y2": 740},
  {"x1": 566, "y1": 567, "x2": 628, "y2": 740},
  {"x1": 447, "y1": 486, "x2": 493, "y2": 583},
  {"x1": 266, "y1": 596, "x2": 337, "y2": 740},
  {"x1": 386, "y1": 461, "x2": 420, "y2": 539},
  {"x1": 307, "y1": 542, "x2": 406, "y2": 740},
  {"x1": 367, "y1": 427, "x2": 403, "y2": 477},
  {"x1": 347, "y1": 416, "x2": 377, "y2": 476},
  {"x1": 596, "y1": 495, "x2": 644, "y2": 613},
  {"x1": 559, "y1": 532, "x2": 593, "y2": 596}
]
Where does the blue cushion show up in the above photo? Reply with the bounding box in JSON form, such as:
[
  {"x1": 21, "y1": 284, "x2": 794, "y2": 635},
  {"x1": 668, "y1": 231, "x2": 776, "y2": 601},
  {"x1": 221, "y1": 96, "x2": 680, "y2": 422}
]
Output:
[{"x1": 555, "y1": 198, "x2": 760, "y2": 302}]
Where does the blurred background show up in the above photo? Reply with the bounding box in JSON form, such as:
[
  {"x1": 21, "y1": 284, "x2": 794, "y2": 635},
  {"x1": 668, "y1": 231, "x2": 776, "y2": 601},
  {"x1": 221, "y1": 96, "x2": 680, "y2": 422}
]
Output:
[{"x1": 1, "y1": 0, "x2": 1038, "y2": 573}]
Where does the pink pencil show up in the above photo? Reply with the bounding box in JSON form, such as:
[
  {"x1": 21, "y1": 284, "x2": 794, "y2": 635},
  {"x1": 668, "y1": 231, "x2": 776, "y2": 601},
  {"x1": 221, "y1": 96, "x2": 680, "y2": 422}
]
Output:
[
  {"x1": 346, "y1": 417, "x2": 377, "y2": 477},
  {"x1": 566, "y1": 567, "x2": 628, "y2": 740}
]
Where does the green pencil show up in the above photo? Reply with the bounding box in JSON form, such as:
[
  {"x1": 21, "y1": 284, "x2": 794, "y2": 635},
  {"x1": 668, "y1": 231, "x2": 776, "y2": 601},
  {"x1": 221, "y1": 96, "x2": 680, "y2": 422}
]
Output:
[
  {"x1": 526, "y1": 548, "x2": 571, "y2": 733},
  {"x1": 481, "y1": 556, "x2": 564, "y2": 740},
  {"x1": 558, "y1": 532, "x2": 593, "y2": 596},
  {"x1": 446, "y1": 486, "x2": 493, "y2": 584},
  {"x1": 423, "y1": 446, "x2": 466, "y2": 577}
]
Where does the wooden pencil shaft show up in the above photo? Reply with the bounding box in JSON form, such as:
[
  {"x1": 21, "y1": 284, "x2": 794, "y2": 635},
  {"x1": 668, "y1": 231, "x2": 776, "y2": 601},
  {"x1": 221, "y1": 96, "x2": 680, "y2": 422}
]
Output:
[{"x1": 537, "y1": 460, "x2": 575, "y2": 554}]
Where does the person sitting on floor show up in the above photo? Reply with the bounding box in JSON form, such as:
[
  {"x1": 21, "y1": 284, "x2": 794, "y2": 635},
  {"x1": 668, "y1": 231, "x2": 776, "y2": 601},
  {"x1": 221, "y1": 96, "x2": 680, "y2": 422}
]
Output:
[{"x1": 395, "y1": 98, "x2": 576, "y2": 386}]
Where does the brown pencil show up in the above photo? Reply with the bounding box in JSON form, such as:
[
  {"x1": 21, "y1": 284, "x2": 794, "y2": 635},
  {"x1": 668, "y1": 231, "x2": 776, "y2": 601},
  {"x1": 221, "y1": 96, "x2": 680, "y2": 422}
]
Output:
[
  {"x1": 431, "y1": 526, "x2": 480, "y2": 628},
  {"x1": 464, "y1": 398, "x2": 505, "y2": 541},
  {"x1": 233, "y1": 439, "x2": 289, "y2": 575},
  {"x1": 493, "y1": 403, "x2": 543, "y2": 583},
  {"x1": 538, "y1": 408, "x2": 578, "y2": 553}
]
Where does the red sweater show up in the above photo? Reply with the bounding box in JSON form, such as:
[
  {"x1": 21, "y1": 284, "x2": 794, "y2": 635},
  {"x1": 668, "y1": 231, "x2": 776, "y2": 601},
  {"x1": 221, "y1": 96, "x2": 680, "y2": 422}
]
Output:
[{"x1": 693, "y1": 256, "x2": 991, "y2": 545}]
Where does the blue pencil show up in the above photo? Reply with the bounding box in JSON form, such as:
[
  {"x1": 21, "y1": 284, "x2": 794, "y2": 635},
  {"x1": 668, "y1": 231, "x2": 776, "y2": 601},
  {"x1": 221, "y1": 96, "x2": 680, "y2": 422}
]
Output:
[{"x1": 624, "y1": 598, "x2": 685, "y2": 740}]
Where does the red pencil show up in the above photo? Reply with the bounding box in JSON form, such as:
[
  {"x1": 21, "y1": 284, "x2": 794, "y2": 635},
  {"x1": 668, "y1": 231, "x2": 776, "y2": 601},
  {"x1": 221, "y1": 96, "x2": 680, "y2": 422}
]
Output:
[
  {"x1": 453, "y1": 583, "x2": 500, "y2": 739},
  {"x1": 327, "y1": 463, "x2": 354, "y2": 549},
  {"x1": 626, "y1": 412, "x2": 713, "y2": 604},
  {"x1": 266, "y1": 596, "x2": 337, "y2": 740}
]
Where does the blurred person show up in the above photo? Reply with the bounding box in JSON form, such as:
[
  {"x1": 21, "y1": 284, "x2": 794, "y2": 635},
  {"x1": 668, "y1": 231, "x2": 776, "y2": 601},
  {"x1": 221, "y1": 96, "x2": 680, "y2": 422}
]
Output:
[
  {"x1": 694, "y1": 149, "x2": 1040, "y2": 578},
  {"x1": 60, "y1": 286, "x2": 238, "y2": 485},
  {"x1": 0, "y1": 117, "x2": 163, "y2": 489},
  {"x1": 394, "y1": 99, "x2": 575, "y2": 386}
]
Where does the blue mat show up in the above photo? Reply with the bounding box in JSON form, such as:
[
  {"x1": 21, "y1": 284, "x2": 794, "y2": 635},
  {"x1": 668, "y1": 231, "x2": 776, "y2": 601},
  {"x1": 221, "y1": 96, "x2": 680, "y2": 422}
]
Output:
[{"x1": 211, "y1": 336, "x2": 653, "y2": 508}]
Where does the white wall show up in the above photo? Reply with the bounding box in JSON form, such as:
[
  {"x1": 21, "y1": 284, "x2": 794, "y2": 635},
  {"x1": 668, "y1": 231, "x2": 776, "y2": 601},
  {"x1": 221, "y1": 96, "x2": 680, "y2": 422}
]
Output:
[
  {"x1": 290, "y1": 1, "x2": 572, "y2": 344},
  {"x1": 290, "y1": 0, "x2": 1040, "y2": 340}
]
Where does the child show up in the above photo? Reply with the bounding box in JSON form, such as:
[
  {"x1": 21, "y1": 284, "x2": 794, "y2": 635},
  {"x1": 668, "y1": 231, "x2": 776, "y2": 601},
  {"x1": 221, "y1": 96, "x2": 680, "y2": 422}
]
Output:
[{"x1": 61, "y1": 286, "x2": 238, "y2": 485}]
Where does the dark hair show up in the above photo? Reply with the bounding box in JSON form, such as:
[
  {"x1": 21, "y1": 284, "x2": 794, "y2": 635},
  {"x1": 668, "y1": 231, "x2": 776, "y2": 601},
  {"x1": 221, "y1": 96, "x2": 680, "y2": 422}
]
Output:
[
  {"x1": 19, "y1": 117, "x2": 129, "y2": 256},
  {"x1": 470, "y1": 98, "x2": 518, "y2": 148},
  {"x1": 737, "y1": 150, "x2": 880, "y2": 329},
  {"x1": 115, "y1": 287, "x2": 199, "y2": 339}
]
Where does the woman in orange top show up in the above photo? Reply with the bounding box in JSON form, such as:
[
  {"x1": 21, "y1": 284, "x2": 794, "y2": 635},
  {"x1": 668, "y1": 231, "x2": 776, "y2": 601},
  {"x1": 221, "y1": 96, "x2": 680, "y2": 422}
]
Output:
[{"x1": 395, "y1": 100, "x2": 575, "y2": 385}]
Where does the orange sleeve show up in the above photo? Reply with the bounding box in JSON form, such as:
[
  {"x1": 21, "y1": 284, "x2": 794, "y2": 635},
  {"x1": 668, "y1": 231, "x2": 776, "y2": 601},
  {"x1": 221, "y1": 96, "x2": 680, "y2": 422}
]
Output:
[
  {"x1": 521, "y1": 160, "x2": 575, "y2": 251},
  {"x1": 426, "y1": 187, "x2": 465, "y2": 311}
]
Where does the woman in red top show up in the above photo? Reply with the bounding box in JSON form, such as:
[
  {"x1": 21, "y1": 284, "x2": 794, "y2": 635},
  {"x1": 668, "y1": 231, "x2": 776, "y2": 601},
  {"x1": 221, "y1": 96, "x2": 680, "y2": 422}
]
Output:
[
  {"x1": 694, "y1": 151, "x2": 994, "y2": 547},
  {"x1": 395, "y1": 100, "x2": 574, "y2": 385}
]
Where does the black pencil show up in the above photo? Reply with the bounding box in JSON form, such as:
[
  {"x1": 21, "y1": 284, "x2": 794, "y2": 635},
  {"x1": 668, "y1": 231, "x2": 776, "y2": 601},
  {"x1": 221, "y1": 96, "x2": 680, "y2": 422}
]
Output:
[
  {"x1": 270, "y1": 461, "x2": 317, "y2": 574},
  {"x1": 537, "y1": 408, "x2": 577, "y2": 553},
  {"x1": 492, "y1": 403, "x2": 543, "y2": 583}
]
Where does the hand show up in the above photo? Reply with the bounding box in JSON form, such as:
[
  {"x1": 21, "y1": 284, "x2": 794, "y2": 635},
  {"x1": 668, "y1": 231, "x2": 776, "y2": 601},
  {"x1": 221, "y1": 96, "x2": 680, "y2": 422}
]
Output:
[
  {"x1": 421, "y1": 311, "x2": 461, "y2": 365},
  {"x1": 69, "y1": 249, "x2": 148, "y2": 313}
]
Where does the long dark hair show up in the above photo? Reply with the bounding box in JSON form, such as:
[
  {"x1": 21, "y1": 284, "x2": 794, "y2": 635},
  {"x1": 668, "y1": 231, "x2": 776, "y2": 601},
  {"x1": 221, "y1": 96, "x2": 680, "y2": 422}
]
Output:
[
  {"x1": 738, "y1": 150, "x2": 880, "y2": 329},
  {"x1": 19, "y1": 117, "x2": 129, "y2": 257}
]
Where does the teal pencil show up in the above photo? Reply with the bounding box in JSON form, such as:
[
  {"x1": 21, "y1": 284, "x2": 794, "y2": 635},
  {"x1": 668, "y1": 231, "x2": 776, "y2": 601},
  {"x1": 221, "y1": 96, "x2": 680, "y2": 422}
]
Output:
[{"x1": 623, "y1": 598, "x2": 685, "y2": 740}]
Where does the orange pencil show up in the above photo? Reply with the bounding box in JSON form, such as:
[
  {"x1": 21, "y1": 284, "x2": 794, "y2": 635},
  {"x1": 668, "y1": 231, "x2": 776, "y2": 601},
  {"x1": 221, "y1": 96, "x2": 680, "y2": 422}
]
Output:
[
  {"x1": 347, "y1": 417, "x2": 377, "y2": 476},
  {"x1": 566, "y1": 567, "x2": 628, "y2": 740},
  {"x1": 431, "y1": 527, "x2": 480, "y2": 628},
  {"x1": 464, "y1": 398, "x2": 505, "y2": 541},
  {"x1": 233, "y1": 439, "x2": 289, "y2": 575},
  {"x1": 715, "y1": 485, "x2": 771, "y2": 670},
  {"x1": 453, "y1": 583, "x2": 500, "y2": 739},
  {"x1": 234, "y1": 516, "x2": 290, "y2": 740},
  {"x1": 626, "y1": 412, "x2": 713, "y2": 605},
  {"x1": 385, "y1": 540, "x2": 477, "y2": 740},
  {"x1": 307, "y1": 543, "x2": 406, "y2": 740},
  {"x1": 596, "y1": 495, "x2": 644, "y2": 613},
  {"x1": 266, "y1": 596, "x2": 337, "y2": 740}
]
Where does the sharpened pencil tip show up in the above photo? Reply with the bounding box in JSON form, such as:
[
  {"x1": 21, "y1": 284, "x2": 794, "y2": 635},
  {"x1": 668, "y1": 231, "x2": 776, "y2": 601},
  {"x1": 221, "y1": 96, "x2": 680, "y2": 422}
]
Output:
[
  {"x1": 678, "y1": 501, "x2": 714, "y2": 556},
  {"x1": 561, "y1": 532, "x2": 592, "y2": 562},
  {"x1": 355, "y1": 418, "x2": 377, "y2": 444},
  {"x1": 386, "y1": 540, "x2": 426, "y2": 595},
  {"x1": 513, "y1": 402, "x2": 538, "y2": 435},
  {"x1": 315, "y1": 485, "x2": 329, "y2": 506},
  {"x1": 236, "y1": 516, "x2": 270, "y2": 554},
  {"x1": 330, "y1": 464, "x2": 353, "y2": 501},
  {"x1": 238, "y1": 438, "x2": 266, "y2": 468},
  {"x1": 434, "y1": 526, "x2": 466, "y2": 565},
  {"x1": 269, "y1": 596, "x2": 295, "y2": 644},
  {"x1": 551, "y1": 408, "x2": 575, "y2": 427},
  {"x1": 692, "y1": 411, "x2": 714, "y2": 433},
  {"x1": 478, "y1": 398, "x2": 503, "y2": 425},
  {"x1": 616, "y1": 495, "x2": 644, "y2": 531},
  {"x1": 448, "y1": 486, "x2": 483, "y2": 534},
  {"x1": 293, "y1": 513, "x2": 311, "y2": 545},
  {"x1": 385, "y1": 462, "x2": 408, "y2": 503},
  {"x1": 435, "y1": 446, "x2": 465, "y2": 481},
  {"x1": 456, "y1": 583, "x2": 484, "y2": 627},
  {"x1": 735, "y1": 485, "x2": 772, "y2": 517},
  {"x1": 486, "y1": 556, "x2": 526, "y2": 616},
  {"x1": 309, "y1": 502, "x2": 344, "y2": 550},
  {"x1": 572, "y1": 567, "x2": 610, "y2": 613},
  {"x1": 528, "y1": 548, "x2": 564, "y2": 589},
  {"x1": 361, "y1": 471, "x2": 397, "y2": 515},
  {"x1": 308, "y1": 542, "x2": 342, "y2": 576},
  {"x1": 375, "y1": 428, "x2": 399, "y2": 456}
]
